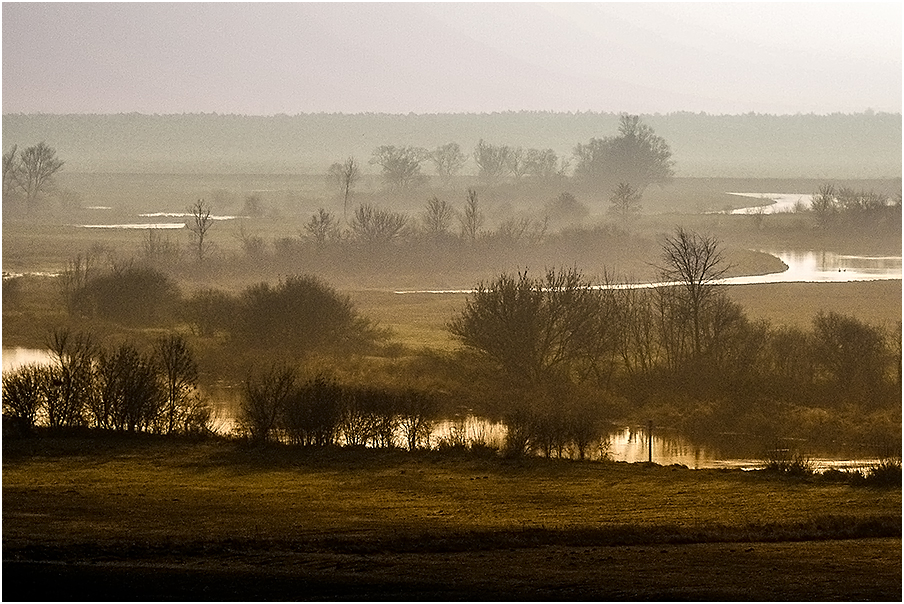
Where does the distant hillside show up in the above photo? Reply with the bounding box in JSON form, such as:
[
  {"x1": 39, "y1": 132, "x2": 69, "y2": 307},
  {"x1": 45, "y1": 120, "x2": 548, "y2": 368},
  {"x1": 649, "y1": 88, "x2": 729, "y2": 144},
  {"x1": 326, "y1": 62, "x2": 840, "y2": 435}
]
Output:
[{"x1": 3, "y1": 111, "x2": 900, "y2": 178}]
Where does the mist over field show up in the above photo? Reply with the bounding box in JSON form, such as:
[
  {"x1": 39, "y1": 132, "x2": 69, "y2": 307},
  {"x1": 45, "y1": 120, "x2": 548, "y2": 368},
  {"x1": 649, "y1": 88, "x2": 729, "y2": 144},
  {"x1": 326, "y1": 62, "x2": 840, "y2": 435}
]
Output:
[
  {"x1": 3, "y1": 3, "x2": 901, "y2": 601},
  {"x1": 3, "y1": 111, "x2": 901, "y2": 178}
]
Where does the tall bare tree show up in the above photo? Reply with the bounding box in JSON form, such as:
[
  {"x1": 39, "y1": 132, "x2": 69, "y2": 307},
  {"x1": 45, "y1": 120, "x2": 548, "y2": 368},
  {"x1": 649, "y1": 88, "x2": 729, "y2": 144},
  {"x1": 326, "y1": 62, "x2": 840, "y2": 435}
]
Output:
[
  {"x1": 328, "y1": 156, "x2": 361, "y2": 225},
  {"x1": 429, "y1": 142, "x2": 466, "y2": 187},
  {"x1": 154, "y1": 333, "x2": 201, "y2": 434},
  {"x1": 474, "y1": 139, "x2": 510, "y2": 185},
  {"x1": 3, "y1": 145, "x2": 20, "y2": 199},
  {"x1": 421, "y1": 196, "x2": 456, "y2": 239},
  {"x1": 460, "y1": 189, "x2": 484, "y2": 242},
  {"x1": 187, "y1": 199, "x2": 214, "y2": 262},
  {"x1": 657, "y1": 228, "x2": 731, "y2": 358}
]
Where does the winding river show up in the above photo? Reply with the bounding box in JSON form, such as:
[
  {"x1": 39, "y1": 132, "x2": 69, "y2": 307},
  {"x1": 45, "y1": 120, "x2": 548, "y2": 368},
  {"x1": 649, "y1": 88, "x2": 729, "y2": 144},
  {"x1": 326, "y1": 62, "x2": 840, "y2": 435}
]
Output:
[{"x1": 4, "y1": 193, "x2": 899, "y2": 469}]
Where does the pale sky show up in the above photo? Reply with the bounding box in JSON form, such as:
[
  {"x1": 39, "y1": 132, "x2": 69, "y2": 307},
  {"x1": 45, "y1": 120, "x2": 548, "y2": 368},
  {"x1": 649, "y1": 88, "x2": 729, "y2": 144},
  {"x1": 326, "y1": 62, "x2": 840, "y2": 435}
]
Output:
[{"x1": 2, "y1": 2, "x2": 901, "y2": 115}]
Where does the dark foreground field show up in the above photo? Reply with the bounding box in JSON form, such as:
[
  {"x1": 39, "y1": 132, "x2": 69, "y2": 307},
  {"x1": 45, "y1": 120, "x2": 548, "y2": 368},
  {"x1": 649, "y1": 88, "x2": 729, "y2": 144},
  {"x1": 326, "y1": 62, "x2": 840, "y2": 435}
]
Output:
[{"x1": 3, "y1": 436, "x2": 901, "y2": 600}]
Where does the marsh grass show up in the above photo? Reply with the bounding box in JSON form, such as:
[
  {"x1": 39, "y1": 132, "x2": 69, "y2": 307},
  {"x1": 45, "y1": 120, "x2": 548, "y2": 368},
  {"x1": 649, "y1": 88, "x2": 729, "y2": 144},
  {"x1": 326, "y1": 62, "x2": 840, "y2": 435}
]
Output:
[{"x1": 761, "y1": 447, "x2": 816, "y2": 476}]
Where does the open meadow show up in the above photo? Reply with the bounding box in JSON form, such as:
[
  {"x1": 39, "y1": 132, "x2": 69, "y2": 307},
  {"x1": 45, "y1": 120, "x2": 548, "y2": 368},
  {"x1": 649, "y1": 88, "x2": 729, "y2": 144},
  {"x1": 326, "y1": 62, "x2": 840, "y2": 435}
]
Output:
[
  {"x1": 3, "y1": 173, "x2": 901, "y2": 601},
  {"x1": 3, "y1": 435, "x2": 901, "y2": 600}
]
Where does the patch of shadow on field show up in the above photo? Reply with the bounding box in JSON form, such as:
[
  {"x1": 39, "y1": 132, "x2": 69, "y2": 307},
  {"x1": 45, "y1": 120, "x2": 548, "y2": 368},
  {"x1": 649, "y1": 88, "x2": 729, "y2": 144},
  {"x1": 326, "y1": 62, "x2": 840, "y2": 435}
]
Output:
[{"x1": 4, "y1": 538, "x2": 901, "y2": 601}]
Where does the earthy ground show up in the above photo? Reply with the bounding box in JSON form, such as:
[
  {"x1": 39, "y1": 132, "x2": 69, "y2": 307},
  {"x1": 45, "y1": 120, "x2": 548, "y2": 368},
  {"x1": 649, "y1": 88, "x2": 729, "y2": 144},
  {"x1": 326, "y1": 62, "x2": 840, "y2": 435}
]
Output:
[{"x1": 3, "y1": 436, "x2": 900, "y2": 600}]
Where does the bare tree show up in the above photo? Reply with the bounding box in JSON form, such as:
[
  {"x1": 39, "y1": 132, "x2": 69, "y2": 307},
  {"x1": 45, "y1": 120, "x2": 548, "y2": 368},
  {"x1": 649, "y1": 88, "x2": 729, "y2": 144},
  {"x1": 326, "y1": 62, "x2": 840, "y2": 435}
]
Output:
[
  {"x1": 2, "y1": 364, "x2": 48, "y2": 435},
  {"x1": 186, "y1": 199, "x2": 214, "y2": 262},
  {"x1": 460, "y1": 189, "x2": 484, "y2": 242},
  {"x1": 506, "y1": 147, "x2": 529, "y2": 181},
  {"x1": 474, "y1": 139, "x2": 510, "y2": 185},
  {"x1": 524, "y1": 148, "x2": 563, "y2": 182},
  {"x1": 351, "y1": 203, "x2": 408, "y2": 245},
  {"x1": 429, "y1": 142, "x2": 466, "y2": 187},
  {"x1": 609, "y1": 182, "x2": 642, "y2": 219},
  {"x1": 328, "y1": 157, "x2": 361, "y2": 225},
  {"x1": 305, "y1": 208, "x2": 339, "y2": 244},
  {"x1": 421, "y1": 196, "x2": 456, "y2": 239},
  {"x1": 370, "y1": 146, "x2": 428, "y2": 193},
  {"x1": 45, "y1": 328, "x2": 98, "y2": 429},
  {"x1": 448, "y1": 268, "x2": 610, "y2": 384},
  {"x1": 154, "y1": 333, "x2": 201, "y2": 434},
  {"x1": 17, "y1": 142, "x2": 65, "y2": 204},
  {"x1": 657, "y1": 228, "x2": 731, "y2": 358},
  {"x1": 573, "y1": 114, "x2": 673, "y2": 197},
  {"x1": 3, "y1": 145, "x2": 20, "y2": 199},
  {"x1": 240, "y1": 362, "x2": 297, "y2": 443},
  {"x1": 810, "y1": 183, "x2": 837, "y2": 230}
]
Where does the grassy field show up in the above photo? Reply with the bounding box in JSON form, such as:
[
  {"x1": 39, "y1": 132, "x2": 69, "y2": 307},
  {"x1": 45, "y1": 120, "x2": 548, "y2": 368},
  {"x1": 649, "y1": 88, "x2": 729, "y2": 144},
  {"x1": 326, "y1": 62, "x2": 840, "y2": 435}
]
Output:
[
  {"x1": 346, "y1": 280, "x2": 902, "y2": 352},
  {"x1": 3, "y1": 435, "x2": 900, "y2": 600}
]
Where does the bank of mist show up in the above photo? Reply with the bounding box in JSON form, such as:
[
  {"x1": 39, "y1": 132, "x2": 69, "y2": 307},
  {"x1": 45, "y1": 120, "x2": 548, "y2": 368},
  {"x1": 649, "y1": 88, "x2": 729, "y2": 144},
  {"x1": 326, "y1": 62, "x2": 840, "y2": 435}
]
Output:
[{"x1": 4, "y1": 229, "x2": 900, "y2": 460}]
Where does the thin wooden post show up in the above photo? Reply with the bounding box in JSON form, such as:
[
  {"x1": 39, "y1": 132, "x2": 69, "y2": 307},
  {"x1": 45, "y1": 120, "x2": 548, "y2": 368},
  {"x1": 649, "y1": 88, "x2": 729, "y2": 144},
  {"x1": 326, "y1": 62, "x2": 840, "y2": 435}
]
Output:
[{"x1": 648, "y1": 420, "x2": 653, "y2": 463}]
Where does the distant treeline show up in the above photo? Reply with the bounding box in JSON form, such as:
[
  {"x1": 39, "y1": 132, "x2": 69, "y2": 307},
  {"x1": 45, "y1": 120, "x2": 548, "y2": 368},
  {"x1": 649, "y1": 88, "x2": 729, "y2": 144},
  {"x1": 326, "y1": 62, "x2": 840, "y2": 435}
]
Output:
[{"x1": 3, "y1": 111, "x2": 900, "y2": 178}]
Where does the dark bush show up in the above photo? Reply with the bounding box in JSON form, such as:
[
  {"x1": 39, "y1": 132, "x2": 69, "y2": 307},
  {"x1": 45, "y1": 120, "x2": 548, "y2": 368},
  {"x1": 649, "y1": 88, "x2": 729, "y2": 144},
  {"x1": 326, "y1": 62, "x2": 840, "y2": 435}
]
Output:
[
  {"x1": 282, "y1": 375, "x2": 344, "y2": 447},
  {"x1": 83, "y1": 265, "x2": 180, "y2": 325},
  {"x1": 235, "y1": 275, "x2": 381, "y2": 354},
  {"x1": 2, "y1": 363, "x2": 48, "y2": 436}
]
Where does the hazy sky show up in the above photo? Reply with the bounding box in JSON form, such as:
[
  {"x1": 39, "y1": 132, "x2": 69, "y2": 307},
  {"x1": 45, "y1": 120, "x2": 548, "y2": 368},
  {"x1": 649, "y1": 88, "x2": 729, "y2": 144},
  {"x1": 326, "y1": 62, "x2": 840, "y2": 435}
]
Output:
[{"x1": 3, "y1": 2, "x2": 901, "y2": 115}]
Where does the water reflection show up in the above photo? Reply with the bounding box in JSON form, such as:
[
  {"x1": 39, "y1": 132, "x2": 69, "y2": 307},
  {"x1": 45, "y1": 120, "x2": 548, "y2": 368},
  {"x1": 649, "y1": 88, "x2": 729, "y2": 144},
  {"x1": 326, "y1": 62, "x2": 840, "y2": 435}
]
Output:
[
  {"x1": 726, "y1": 192, "x2": 812, "y2": 215},
  {"x1": 2, "y1": 347, "x2": 54, "y2": 373},
  {"x1": 722, "y1": 250, "x2": 902, "y2": 284},
  {"x1": 1, "y1": 350, "x2": 891, "y2": 471}
]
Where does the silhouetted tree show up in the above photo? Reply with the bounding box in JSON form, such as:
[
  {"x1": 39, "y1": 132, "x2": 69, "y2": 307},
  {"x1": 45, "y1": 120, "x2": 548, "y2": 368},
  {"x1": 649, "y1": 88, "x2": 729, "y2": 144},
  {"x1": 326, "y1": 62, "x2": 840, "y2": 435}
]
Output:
[
  {"x1": 421, "y1": 196, "x2": 456, "y2": 240},
  {"x1": 474, "y1": 139, "x2": 511, "y2": 185},
  {"x1": 235, "y1": 275, "x2": 378, "y2": 353},
  {"x1": 45, "y1": 328, "x2": 97, "y2": 429},
  {"x1": 154, "y1": 334, "x2": 202, "y2": 434},
  {"x1": 95, "y1": 343, "x2": 162, "y2": 432},
  {"x1": 370, "y1": 145, "x2": 428, "y2": 192},
  {"x1": 449, "y1": 268, "x2": 611, "y2": 384},
  {"x1": 187, "y1": 199, "x2": 214, "y2": 262},
  {"x1": 16, "y1": 142, "x2": 64, "y2": 204},
  {"x1": 397, "y1": 390, "x2": 436, "y2": 451},
  {"x1": 573, "y1": 114, "x2": 673, "y2": 197},
  {"x1": 460, "y1": 189, "x2": 484, "y2": 242},
  {"x1": 240, "y1": 362, "x2": 297, "y2": 442},
  {"x1": 658, "y1": 228, "x2": 730, "y2": 358},
  {"x1": 429, "y1": 142, "x2": 466, "y2": 186},
  {"x1": 812, "y1": 311, "x2": 891, "y2": 403},
  {"x1": 281, "y1": 375, "x2": 344, "y2": 446},
  {"x1": 609, "y1": 182, "x2": 642, "y2": 218},
  {"x1": 2, "y1": 364, "x2": 48, "y2": 436},
  {"x1": 351, "y1": 203, "x2": 408, "y2": 245},
  {"x1": 82, "y1": 264, "x2": 180, "y2": 326},
  {"x1": 328, "y1": 156, "x2": 361, "y2": 224}
]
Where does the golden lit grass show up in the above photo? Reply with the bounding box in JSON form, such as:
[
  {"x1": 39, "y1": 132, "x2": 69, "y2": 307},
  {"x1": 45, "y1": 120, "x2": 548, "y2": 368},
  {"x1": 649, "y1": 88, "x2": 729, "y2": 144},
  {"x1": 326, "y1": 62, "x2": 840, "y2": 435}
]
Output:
[
  {"x1": 348, "y1": 280, "x2": 901, "y2": 353},
  {"x1": 4, "y1": 437, "x2": 899, "y2": 551},
  {"x1": 727, "y1": 280, "x2": 902, "y2": 328},
  {"x1": 4, "y1": 437, "x2": 900, "y2": 600}
]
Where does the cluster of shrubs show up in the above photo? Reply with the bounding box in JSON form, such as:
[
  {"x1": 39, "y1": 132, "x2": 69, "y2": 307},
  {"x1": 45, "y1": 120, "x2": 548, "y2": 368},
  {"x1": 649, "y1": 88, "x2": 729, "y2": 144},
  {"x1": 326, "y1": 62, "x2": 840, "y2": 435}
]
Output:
[
  {"x1": 2, "y1": 329, "x2": 209, "y2": 437},
  {"x1": 59, "y1": 256, "x2": 383, "y2": 356},
  {"x1": 761, "y1": 447, "x2": 902, "y2": 487},
  {"x1": 238, "y1": 363, "x2": 437, "y2": 452}
]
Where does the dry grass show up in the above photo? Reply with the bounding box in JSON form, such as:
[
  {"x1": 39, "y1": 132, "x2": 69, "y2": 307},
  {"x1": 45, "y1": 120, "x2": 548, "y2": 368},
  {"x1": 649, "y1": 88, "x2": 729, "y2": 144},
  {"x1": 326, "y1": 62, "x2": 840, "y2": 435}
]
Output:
[
  {"x1": 3, "y1": 436, "x2": 900, "y2": 600},
  {"x1": 727, "y1": 280, "x2": 902, "y2": 328}
]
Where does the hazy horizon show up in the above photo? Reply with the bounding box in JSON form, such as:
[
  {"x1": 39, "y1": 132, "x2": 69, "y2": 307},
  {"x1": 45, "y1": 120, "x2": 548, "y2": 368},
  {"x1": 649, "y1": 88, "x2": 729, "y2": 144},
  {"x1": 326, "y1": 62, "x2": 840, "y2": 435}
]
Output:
[{"x1": 3, "y1": 3, "x2": 901, "y2": 116}]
